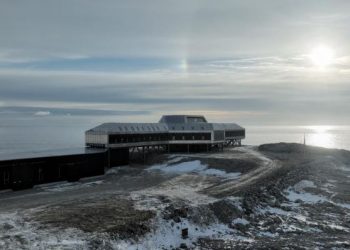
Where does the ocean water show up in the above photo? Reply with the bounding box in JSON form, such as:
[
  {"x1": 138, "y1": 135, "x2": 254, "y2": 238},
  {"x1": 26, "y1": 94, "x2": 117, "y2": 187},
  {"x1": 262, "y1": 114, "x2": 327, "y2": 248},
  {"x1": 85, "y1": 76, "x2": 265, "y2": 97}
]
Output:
[
  {"x1": 0, "y1": 115, "x2": 100, "y2": 157},
  {"x1": 245, "y1": 125, "x2": 350, "y2": 151},
  {"x1": 1, "y1": 115, "x2": 350, "y2": 157}
]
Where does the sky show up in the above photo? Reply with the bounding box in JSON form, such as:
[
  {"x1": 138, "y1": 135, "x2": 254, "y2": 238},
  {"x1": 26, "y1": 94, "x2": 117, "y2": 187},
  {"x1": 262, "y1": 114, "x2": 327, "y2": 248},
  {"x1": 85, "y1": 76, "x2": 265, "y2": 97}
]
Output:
[{"x1": 1, "y1": 0, "x2": 350, "y2": 125}]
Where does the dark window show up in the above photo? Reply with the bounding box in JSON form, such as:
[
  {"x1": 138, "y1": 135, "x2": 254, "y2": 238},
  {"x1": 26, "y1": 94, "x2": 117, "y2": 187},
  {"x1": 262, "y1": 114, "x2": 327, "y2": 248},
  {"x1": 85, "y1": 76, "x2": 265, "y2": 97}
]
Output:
[{"x1": 225, "y1": 130, "x2": 245, "y2": 137}]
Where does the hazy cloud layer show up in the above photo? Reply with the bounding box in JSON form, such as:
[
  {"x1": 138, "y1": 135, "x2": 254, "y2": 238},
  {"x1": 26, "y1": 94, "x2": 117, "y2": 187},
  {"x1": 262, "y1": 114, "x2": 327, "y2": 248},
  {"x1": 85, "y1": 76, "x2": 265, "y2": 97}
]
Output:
[{"x1": 0, "y1": 0, "x2": 350, "y2": 124}]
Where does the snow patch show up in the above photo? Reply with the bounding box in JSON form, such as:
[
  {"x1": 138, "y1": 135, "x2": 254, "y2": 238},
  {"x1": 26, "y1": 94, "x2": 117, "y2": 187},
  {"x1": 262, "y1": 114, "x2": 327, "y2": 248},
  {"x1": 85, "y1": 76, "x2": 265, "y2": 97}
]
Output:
[
  {"x1": 149, "y1": 160, "x2": 206, "y2": 173},
  {"x1": 285, "y1": 180, "x2": 350, "y2": 210},
  {"x1": 166, "y1": 156, "x2": 187, "y2": 164},
  {"x1": 335, "y1": 202, "x2": 350, "y2": 210},
  {"x1": 326, "y1": 223, "x2": 350, "y2": 232},
  {"x1": 258, "y1": 206, "x2": 291, "y2": 216},
  {"x1": 0, "y1": 211, "x2": 89, "y2": 249},
  {"x1": 201, "y1": 168, "x2": 241, "y2": 179},
  {"x1": 105, "y1": 166, "x2": 129, "y2": 175},
  {"x1": 285, "y1": 189, "x2": 328, "y2": 204},
  {"x1": 294, "y1": 180, "x2": 316, "y2": 190},
  {"x1": 284, "y1": 180, "x2": 328, "y2": 204},
  {"x1": 113, "y1": 216, "x2": 252, "y2": 250},
  {"x1": 37, "y1": 180, "x2": 104, "y2": 193},
  {"x1": 321, "y1": 182, "x2": 336, "y2": 193},
  {"x1": 148, "y1": 160, "x2": 241, "y2": 180},
  {"x1": 131, "y1": 175, "x2": 217, "y2": 209},
  {"x1": 258, "y1": 231, "x2": 279, "y2": 238},
  {"x1": 233, "y1": 218, "x2": 249, "y2": 225},
  {"x1": 226, "y1": 197, "x2": 243, "y2": 211}
]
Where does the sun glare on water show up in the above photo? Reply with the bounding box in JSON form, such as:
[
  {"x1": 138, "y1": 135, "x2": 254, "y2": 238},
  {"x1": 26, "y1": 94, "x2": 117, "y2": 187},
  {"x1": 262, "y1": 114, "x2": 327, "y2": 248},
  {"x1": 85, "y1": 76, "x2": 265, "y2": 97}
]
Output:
[
  {"x1": 305, "y1": 126, "x2": 336, "y2": 148},
  {"x1": 309, "y1": 45, "x2": 334, "y2": 67}
]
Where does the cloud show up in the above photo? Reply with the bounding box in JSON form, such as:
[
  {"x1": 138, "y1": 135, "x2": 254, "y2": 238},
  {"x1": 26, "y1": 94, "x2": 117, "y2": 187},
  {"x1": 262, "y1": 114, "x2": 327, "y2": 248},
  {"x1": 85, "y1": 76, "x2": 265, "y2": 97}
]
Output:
[
  {"x1": 1, "y1": 1, "x2": 350, "y2": 124},
  {"x1": 1, "y1": 106, "x2": 150, "y2": 117},
  {"x1": 34, "y1": 111, "x2": 51, "y2": 116},
  {"x1": 1, "y1": 0, "x2": 350, "y2": 62},
  {"x1": 0, "y1": 63, "x2": 349, "y2": 124}
]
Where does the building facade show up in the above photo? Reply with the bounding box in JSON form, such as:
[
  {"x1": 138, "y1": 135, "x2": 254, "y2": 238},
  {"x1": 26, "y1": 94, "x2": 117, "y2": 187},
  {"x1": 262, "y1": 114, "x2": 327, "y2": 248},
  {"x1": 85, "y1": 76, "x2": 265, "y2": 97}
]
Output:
[{"x1": 86, "y1": 115, "x2": 245, "y2": 154}]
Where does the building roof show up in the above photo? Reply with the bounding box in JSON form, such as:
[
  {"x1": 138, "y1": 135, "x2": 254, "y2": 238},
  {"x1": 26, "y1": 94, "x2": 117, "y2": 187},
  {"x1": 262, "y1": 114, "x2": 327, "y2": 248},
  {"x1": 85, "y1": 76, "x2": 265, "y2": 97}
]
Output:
[
  {"x1": 87, "y1": 123, "x2": 169, "y2": 134},
  {"x1": 86, "y1": 115, "x2": 245, "y2": 135},
  {"x1": 159, "y1": 115, "x2": 207, "y2": 124},
  {"x1": 212, "y1": 123, "x2": 245, "y2": 131}
]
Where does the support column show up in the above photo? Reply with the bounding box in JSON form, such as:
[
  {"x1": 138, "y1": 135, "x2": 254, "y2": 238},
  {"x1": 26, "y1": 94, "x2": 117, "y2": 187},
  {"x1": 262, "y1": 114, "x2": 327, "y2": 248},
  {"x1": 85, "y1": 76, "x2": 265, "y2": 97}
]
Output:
[
  {"x1": 143, "y1": 146, "x2": 145, "y2": 163},
  {"x1": 108, "y1": 148, "x2": 111, "y2": 168}
]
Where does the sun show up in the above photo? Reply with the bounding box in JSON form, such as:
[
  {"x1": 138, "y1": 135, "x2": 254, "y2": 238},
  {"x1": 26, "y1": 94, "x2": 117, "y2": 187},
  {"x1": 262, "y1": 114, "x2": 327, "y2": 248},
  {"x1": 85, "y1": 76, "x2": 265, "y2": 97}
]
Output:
[{"x1": 309, "y1": 45, "x2": 334, "y2": 67}]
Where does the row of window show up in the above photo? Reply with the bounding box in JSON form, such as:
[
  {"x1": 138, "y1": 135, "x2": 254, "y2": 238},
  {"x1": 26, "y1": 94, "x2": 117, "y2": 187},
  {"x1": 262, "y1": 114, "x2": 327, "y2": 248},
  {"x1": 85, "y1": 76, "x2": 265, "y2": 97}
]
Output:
[
  {"x1": 109, "y1": 133, "x2": 169, "y2": 144},
  {"x1": 170, "y1": 126, "x2": 207, "y2": 130},
  {"x1": 109, "y1": 133, "x2": 212, "y2": 144},
  {"x1": 169, "y1": 133, "x2": 211, "y2": 141},
  {"x1": 225, "y1": 130, "x2": 245, "y2": 137},
  {"x1": 108, "y1": 131, "x2": 244, "y2": 144}
]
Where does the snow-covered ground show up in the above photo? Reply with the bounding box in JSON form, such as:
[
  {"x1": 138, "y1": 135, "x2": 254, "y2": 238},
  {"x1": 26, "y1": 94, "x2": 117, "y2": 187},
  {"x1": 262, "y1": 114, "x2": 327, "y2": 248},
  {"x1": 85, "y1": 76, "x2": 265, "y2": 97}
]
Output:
[
  {"x1": 148, "y1": 159, "x2": 241, "y2": 179},
  {"x1": 1, "y1": 144, "x2": 350, "y2": 249}
]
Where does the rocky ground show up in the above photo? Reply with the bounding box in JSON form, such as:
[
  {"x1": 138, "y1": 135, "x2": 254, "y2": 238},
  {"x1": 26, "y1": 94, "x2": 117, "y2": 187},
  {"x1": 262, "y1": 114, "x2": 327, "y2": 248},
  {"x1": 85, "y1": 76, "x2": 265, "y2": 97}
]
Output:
[{"x1": 0, "y1": 143, "x2": 350, "y2": 249}]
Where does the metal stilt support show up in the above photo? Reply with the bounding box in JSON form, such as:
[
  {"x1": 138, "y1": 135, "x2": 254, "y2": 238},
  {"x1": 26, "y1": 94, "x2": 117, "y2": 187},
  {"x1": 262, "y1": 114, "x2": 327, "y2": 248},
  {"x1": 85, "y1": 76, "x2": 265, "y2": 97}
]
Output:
[{"x1": 143, "y1": 146, "x2": 145, "y2": 163}]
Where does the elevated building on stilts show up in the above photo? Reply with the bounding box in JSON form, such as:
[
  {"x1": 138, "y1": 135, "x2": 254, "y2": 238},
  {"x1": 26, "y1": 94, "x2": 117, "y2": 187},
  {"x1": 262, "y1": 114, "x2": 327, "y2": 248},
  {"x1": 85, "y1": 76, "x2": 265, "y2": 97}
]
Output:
[{"x1": 85, "y1": 115, "x2": 245, "y2": 167}]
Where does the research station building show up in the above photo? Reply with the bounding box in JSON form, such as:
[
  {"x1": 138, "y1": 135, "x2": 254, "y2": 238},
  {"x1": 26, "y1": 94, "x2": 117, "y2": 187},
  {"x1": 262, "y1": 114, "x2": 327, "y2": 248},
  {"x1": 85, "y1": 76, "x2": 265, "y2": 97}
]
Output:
[{"x1": 85, "y1": 115, "x2": 245, "y2": 166}]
